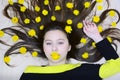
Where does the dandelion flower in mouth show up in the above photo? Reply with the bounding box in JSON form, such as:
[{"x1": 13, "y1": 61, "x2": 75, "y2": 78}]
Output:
[{"x1": 51, "y1": 52, "x2": 60, "y2": 60}]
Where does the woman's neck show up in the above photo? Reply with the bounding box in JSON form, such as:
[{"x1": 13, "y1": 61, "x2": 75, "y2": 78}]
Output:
[{"x1": 48, "y1": 59, "x2": 67, "y2": 66}]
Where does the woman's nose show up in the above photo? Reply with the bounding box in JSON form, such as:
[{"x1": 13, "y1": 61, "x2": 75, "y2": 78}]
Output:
[{"x1": 52, "y1": 44, "x2": 57, "y2": 51}]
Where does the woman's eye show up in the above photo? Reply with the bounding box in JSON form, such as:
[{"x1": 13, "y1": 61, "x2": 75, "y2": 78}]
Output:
[
  {"x1": 58, "y1": 42, "x2": 64, "y2": 44},
  {"x1": 46, "y1": 42, "x2": 52, "y2": 45}
]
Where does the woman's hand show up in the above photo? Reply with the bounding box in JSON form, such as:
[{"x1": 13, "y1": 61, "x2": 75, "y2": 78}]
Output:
[{"x1": 83, "y1": 20, "x2": 103, "y2": 43}]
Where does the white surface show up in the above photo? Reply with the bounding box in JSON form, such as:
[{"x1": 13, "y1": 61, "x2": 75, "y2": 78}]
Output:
[{"x1": 0, "y1": 0, "x2": 120, "y2": 80}]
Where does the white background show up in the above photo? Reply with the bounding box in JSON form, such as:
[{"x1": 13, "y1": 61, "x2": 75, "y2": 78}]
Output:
[{"x1": 0, "y1": 0, "x2": 120, "y2": 80}]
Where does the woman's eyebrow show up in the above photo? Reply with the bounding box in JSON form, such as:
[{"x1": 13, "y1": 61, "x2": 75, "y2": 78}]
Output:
[
  {"x1": 44, "y1": 38, "x2": 65, "y2": 41},
  {"x1": 44, "y1": 39, "x2": 52, "y2": 42},
  {"x1": 58, "y1": 39, "x2": 65, "y2": 41}
]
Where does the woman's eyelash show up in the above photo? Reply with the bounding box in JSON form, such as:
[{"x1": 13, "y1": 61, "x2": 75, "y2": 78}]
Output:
[
  {"x1": 46, "y1": 42, "x2": 52, "y2": 45},
  {"x1": 58, "y1": 42, "x2": 64, "y2": 44}
]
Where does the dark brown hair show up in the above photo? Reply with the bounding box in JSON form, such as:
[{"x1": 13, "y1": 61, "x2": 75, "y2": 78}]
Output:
[{"x1": 1, "y1": 0, "x2": 120, "y2": 66}]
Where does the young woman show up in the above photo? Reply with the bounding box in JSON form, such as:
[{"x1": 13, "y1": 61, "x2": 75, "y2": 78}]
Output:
[
  {"x1": 19, "y1": 21, "x2": 120, "y2": 80},
  {"x1": 0, "y1": 0, "x2": 120, "y2": 80}
]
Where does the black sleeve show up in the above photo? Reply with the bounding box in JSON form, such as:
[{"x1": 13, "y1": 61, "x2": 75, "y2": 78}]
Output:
[{"x1": 96, "y1": 38, "x2": 119, "y2": 60}]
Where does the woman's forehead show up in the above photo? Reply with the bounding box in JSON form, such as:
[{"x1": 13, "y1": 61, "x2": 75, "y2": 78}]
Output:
[{"x1": 44, "y1": 30, "x2": 68, "y2": 40}]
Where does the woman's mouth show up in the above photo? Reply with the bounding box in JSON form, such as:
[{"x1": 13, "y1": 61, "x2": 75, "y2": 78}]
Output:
[{"x1": 50, "y1": 51, "x2": 60, "y2": 60}]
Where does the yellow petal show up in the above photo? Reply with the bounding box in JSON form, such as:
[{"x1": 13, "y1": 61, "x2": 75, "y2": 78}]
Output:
[
  {"x1": 51, "y1": 16, "x2": 56, "y2": 21},
  {"x1": 93, "y1": 16, "x2": 100, "y2": 23},
  {"x1": 42, "y1": 9, "x2": 48, "y2": 16},
  {"x1": 11, "y1": 17, "x2": 19, "y2": 24},
  {"x1": 82, "y1": 52, "x2": 89, "y2": 59},
  {"x1": 109, "y1": 10, "x2": 116, "y2": 17},
  {"x1": 35, "y1": 16, "x2": 41, "y2": 23},
  {"x1": 24, "y1": 18, "x2": 30, "y2": 24},
  {"x1": 51, "y1": 52, "x2": 60, "y2": 60},
  {"x1": 66, "y1": 2, "x2": 74, "y2": 9},
  {"x1": 28, "y1": 29, "x2": 36, "y2": 37},
  {"x1": 97, "y1": 5, "x2": 103, "y2": 10},
  {"x1": 39, "y1": 25, "x2": 44, "y2": 30},
  {"x1": 73, "y1": 10, "x2": 80, "y2": 16},
  {"x1": 4, "y1": 56, "x2": 11, "y2": 63},
  {"x1": 96, "y1": 0, "x2": 103, "y2": 3},
  {"x1": 77, "y1": 22, "x2": 83, "y2": 29},
  {"x1": 8, "y1": 0, "x2": 14, "y2": 5},
  {"x1": 0, "y1": 30, "x2": 4, "y2": 37},
  {"x1": 111, "y1": 22, "x2": 117, "y2": 27},
  {"x1": 44, "y1": 0, "x2": 49, "y2": 5},
  {"x1": 35, "y1": 6, "x2": 40, "y2": 12},
  {"x1": 98, "y1": 25, "x2": 103, "y2": 33},
  {"x1": 18, "y1": 0, "x2": 24, "y2": 4},
  {"x1": 20, "y1": 6, "x2": 26, "y2": 12},
  {"x1": 12, "y1": 35, "x2": 19, "y2": 42},
  {"x1": 80, "y1": 38, "x2": 87, "y2": 44},
  {"x1": 32, "y1": 51, "x2": 38, "y2": 57},
  {"x1": 55, "y1": 5, "x2": 61, "y2": 11},
  {"x1": 84, "y1": 2, "x2": 91, "y2": 8},
  {"x1": 19, "y1": 47, "x2": 27, "y2": 54},
  {"x1": 107, "y1": 36, "x2": 112, "y2": 43},
  {"x1": 92, "y1": 42, "x2": 96, "y2": 48},
  {"x1": 66, "y1": 19, "x2": 73, "y2": 25},
  {"x1": 65, "y1": 26, "x2": 72, "y2": 33}
]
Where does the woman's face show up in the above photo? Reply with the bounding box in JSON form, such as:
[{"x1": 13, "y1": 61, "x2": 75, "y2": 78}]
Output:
[{"x1": 43, "y1": 30, "x2": 71, "y2": 63}]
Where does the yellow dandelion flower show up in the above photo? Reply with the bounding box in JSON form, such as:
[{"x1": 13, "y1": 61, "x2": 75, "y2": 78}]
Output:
[
  {"x1": 44, "y1": 0, "x2": 49, "y2": 5},
  {"x1": 20, "y1": 6, "x2": 26, "y2": 12},
  {"x1": 51, "y1": 51, "x2": 60, "y2": 60},
  {"x1": 51, "y1": 16, "x2": 56, "y2": 21},
  {"x1": 35, "y1": 6, "x2": 40, "y2": 12},
  {"x1": 109, "y1": 10, "x2": 116, "y2": 17},
  {"x1": 73, "y1": 10, "x2": 80, "y2": 16},
  {"x1": 55, "y1": 5, "x2": 61, "y2": 11},
  {"x1": 4, "y1": 56, "x2": 11, "y2": 63},
  {"x1": 35, "y1": 16, "x2": 41, "y2": 23},
  {"x1": 96, "y1": 0, "x2": 103, "y2": 3},
  {"x1": 42, "y1": 9, "x2": 48, "y2": 16},
  {"x1": 0, "y1": 30, "x2": 4, "y2": 37},
  {"x1": 93, "y1": 16, "x2": 100, "y2": 23},
  {"x1": 92, "y1": 42, "x2": 96, "y2": 48},
  {"x1": 39, "y1": 25, "x2": 44, "y2": 30},
  {"x1": 98, "y1": 25, "x2": 103, "y2": 33},
  {"x1": 18, "y1": 0, "x2": 24, "y2": 4},
  {"x1": 107, "y1": 36, "x2": 112, "y2": 43},
  {"x1": 67, "y1": 19, "x2": 73, "y2": 25},
  {"x1": 11, "y1": 17, "x2": 19, "y2": 24},
  {"x1": 32, "y1": 51, "x2": 38, "y2": 57},
  {"x1": 84, "y1": 2, "x2": 91, "y2": 8},
  {"x1": 111, "y1": 22, "x2": 117, "y2": 27},
  {"x1": 8, "y1": 0, "x2": 14, "y2": 5},
  {"x1": 12, "y1": 35, "x2": 19, "y2": 42},
  {"x1": 65, "y1": 26, "x2": 72, "y2": 33},
  {"x1": 80, "y1": 38, "x2": 87, "y2": 44},
  {"x1": 77, "y1": 22, "x2": 83, "y2": 29},
  {"x1": 19, "y1": 47, "x2": 27, "y2": 54},
  {"x1": 66, "y1": 2, "x2": 74, "y2": 9},
  {"x1": 82, "y1": 52, "x2": 89, "y2": 59},
  {"x1": 28, "y1": 29, "x2": 36, "y2": 37},
  {"x1": 24, "y1": 18, "x2": 30, "y2": 24},
  {"x1": 97, "y1": 5, "x2": 103, "y2": 10}
]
